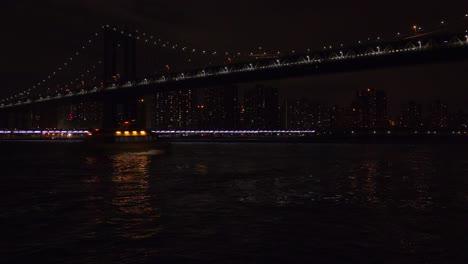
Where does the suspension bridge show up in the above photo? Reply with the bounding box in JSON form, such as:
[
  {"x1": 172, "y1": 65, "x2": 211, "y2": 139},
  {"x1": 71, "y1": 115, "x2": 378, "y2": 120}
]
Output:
[{"x1": 1, "y1": 16, "x2": 468, "y2": 132}]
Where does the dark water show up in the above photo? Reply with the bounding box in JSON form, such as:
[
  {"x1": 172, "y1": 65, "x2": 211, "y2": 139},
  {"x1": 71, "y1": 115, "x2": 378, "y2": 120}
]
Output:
[{"x1": 2, "y1": 142, "x2": 468, "y2": 264}]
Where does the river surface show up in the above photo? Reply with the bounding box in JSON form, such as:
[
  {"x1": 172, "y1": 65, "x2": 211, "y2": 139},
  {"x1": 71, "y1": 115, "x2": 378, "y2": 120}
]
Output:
[{"x1": 1, "y1": 142, "x2": 468, "y2": 263}]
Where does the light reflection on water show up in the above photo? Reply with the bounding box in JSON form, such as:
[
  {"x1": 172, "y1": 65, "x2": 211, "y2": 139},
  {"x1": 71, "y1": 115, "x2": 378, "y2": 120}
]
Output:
[
  {"x1": 2, "y1": 142, "x2": 468, "y2": 263},
  {"x1": 109, "y1": 152, "x2": 160, "y2": 240}
]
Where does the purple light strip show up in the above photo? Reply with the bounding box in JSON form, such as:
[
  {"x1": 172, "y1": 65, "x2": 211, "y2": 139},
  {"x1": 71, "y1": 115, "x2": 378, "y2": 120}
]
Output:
[
  {"x1": 151, "y1": 130, "x2": 317, "y2": 134},
  {"x1": 0, "y1": 130, "x2": 89, "y2": 135}
]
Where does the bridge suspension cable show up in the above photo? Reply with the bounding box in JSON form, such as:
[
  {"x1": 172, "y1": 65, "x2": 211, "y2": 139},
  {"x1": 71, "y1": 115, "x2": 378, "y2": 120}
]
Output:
[
  {"x1": 37, "y1": 60, "x2": 103, "y2": 98},
  {"x1": 104, "y1": 12, "x2": 468, "y2": 66},
  {"x1": 0, "y1": 31, "x2": 103, "y2": 104}
]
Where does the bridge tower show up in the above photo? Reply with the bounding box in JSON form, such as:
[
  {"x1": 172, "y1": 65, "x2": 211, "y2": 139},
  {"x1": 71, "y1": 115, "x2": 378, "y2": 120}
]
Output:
[
  {"x1": 101, "y1": 27, "x2": 151, "y2": 132},
  {"x1": 103, "y1": 27, "x2": 137, "y2": 86}
]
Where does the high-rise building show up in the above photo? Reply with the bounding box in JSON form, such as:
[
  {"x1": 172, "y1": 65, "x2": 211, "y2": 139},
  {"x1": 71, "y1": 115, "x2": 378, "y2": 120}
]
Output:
[
  {"x1": 329, "y1": 105, "x2": 354, "y2": 130},
  {"x1": 243, "y1": 84, "x2": 279, "y2": 130},
  {"x1": 203, "y1": 85, "x2": 240, "y2": 129},
  {"x1": 57, "y1": 101, "x2": 103, "y2": 129},
  {"x1": 450, "y1": 110, "x2": 467, "y2": 130},
  {"x1": 352, "y1": 88, "x2": 387, "y2": 128},
  {"x1": 224, "y1": 85, "x2": 241, "y2": 130},
  {"x1": 152, "y1": 89, "x2": 193, "y2": 129},
  {"x1": 30, "y1": 111, "x2": 41, "y2": 129},
  {"x1": 285, "y1": 99, "x2": 331, "y2": 130},
  {"x1": 426, "y1": 100, "x2": 449, "y2": 130},
  {"x1": 285, "y1": 99, "x2": 311, "y2": 130},
  {"x1": 399, "y1": 101, "x2": 423, "y2": 129}
]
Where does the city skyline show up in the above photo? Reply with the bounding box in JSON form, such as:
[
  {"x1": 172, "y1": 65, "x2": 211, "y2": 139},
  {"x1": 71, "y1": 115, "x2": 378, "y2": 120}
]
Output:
[{"x1": 49, "y1": 84, "x2": 467, "y2": 131}]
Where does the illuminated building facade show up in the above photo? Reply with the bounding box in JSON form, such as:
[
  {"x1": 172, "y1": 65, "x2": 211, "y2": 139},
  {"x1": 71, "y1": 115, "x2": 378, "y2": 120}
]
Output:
[
  {"x1": 285, "y1": 99, "x2": 331, "y2": 130},
  {"x1": 57, "y1": 101, "x2": 103, "y2": 129},
  {"x1": 152, "y1": 89, "x2": 193, "y2": 129}
]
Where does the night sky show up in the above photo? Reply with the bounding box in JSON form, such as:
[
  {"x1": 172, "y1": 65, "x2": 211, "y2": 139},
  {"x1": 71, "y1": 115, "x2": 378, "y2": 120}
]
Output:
[{"x1": 1, "y1": 0, "x2": 468, "y2": 116}]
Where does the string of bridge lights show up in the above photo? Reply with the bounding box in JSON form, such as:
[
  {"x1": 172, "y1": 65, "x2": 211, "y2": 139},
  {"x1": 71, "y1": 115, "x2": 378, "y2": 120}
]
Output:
[
  {"x1": 0, "y1": 31, "x2": 103, "y2": 104},
  {"x1": 112, "y1": 25, "x2": 340, "y2": 59},
  {"x1": 2, "y1": 13, "x2": 467, "y2": 104},
  {"x1": 106, "y1": 24, "x2": 286, "y2": 61},
  {"x1": 108, "y1": 13, "x2": 468, "y2": 62},
  {"x1": 40, "y1": 61, "x2": 102, "y2": 98}
]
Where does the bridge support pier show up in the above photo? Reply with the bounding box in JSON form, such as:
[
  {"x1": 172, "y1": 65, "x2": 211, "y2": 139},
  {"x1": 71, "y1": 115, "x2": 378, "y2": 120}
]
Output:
[
  {"x1": 143, "y1": 94, "x2": 153, "y2": 130},
  {"x1": 102, "y1": 97, "x2": 117, "y2": 131}
]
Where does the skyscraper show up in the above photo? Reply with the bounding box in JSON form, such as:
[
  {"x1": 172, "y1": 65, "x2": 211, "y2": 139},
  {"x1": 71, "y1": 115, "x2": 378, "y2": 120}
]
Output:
[
  {"x1": 152, "y1": 89, "x2": 193, "y2": 129},
  {"x1": 450, "y1": 110, "x2": 467, "y2": 130},
  {"x1": 399, "y1": 101, "x2": 423, "y2": 129},
  {"x1": 427, "y1": 100, "x2": 449, "y2": 130},
  {"x1": 352, "y1": 88, "x2": 387, "y2": 128},
  {"x1": 243, "y1": 84, "x2": 279, "y2": 130},
  {"x1": 203, "y1": 85, "x2": 240, "y2": 130},
  {"x1": 329, "y1": 105, "x2": 354, "y2": 130},
  {"x1": 57, "y1": 101, "x2": 103, "y2": 129},
  {"x1": 285, "y1": 99, "x2": 331, "y2": 130}
]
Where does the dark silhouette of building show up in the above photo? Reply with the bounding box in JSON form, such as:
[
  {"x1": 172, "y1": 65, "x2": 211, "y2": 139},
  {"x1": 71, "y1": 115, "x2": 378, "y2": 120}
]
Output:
[
  {"x1": 329, "y1": 105, "x2": 354, "y2": 130},
  {"x1": 203, "y1": 85, "x2": 240, "y2": 129},
  {"x1": 223, "y1": 85, "x2": 241, "y2": 130},
  {"x1": 450, "y1": 110, "x2": 468, "y2": 130},
  {"x1": 426, "y1": 100, "x2": 449, "y2": 130},
  {"x1": 352, "y1": 88, "x2": 387, "y2": 128},
  {"x1": 285, "y1": 99, "x2": 331, "y2": 130},
  {"x1": 399, "y1": 101, "x2": 423, "y2": 129},
  {"x1": 58, "y1": 101, "x2": 103, "y2": 129},
  {"x1": 243, "y1": 84, "x2": 279, "y2": 130}
]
